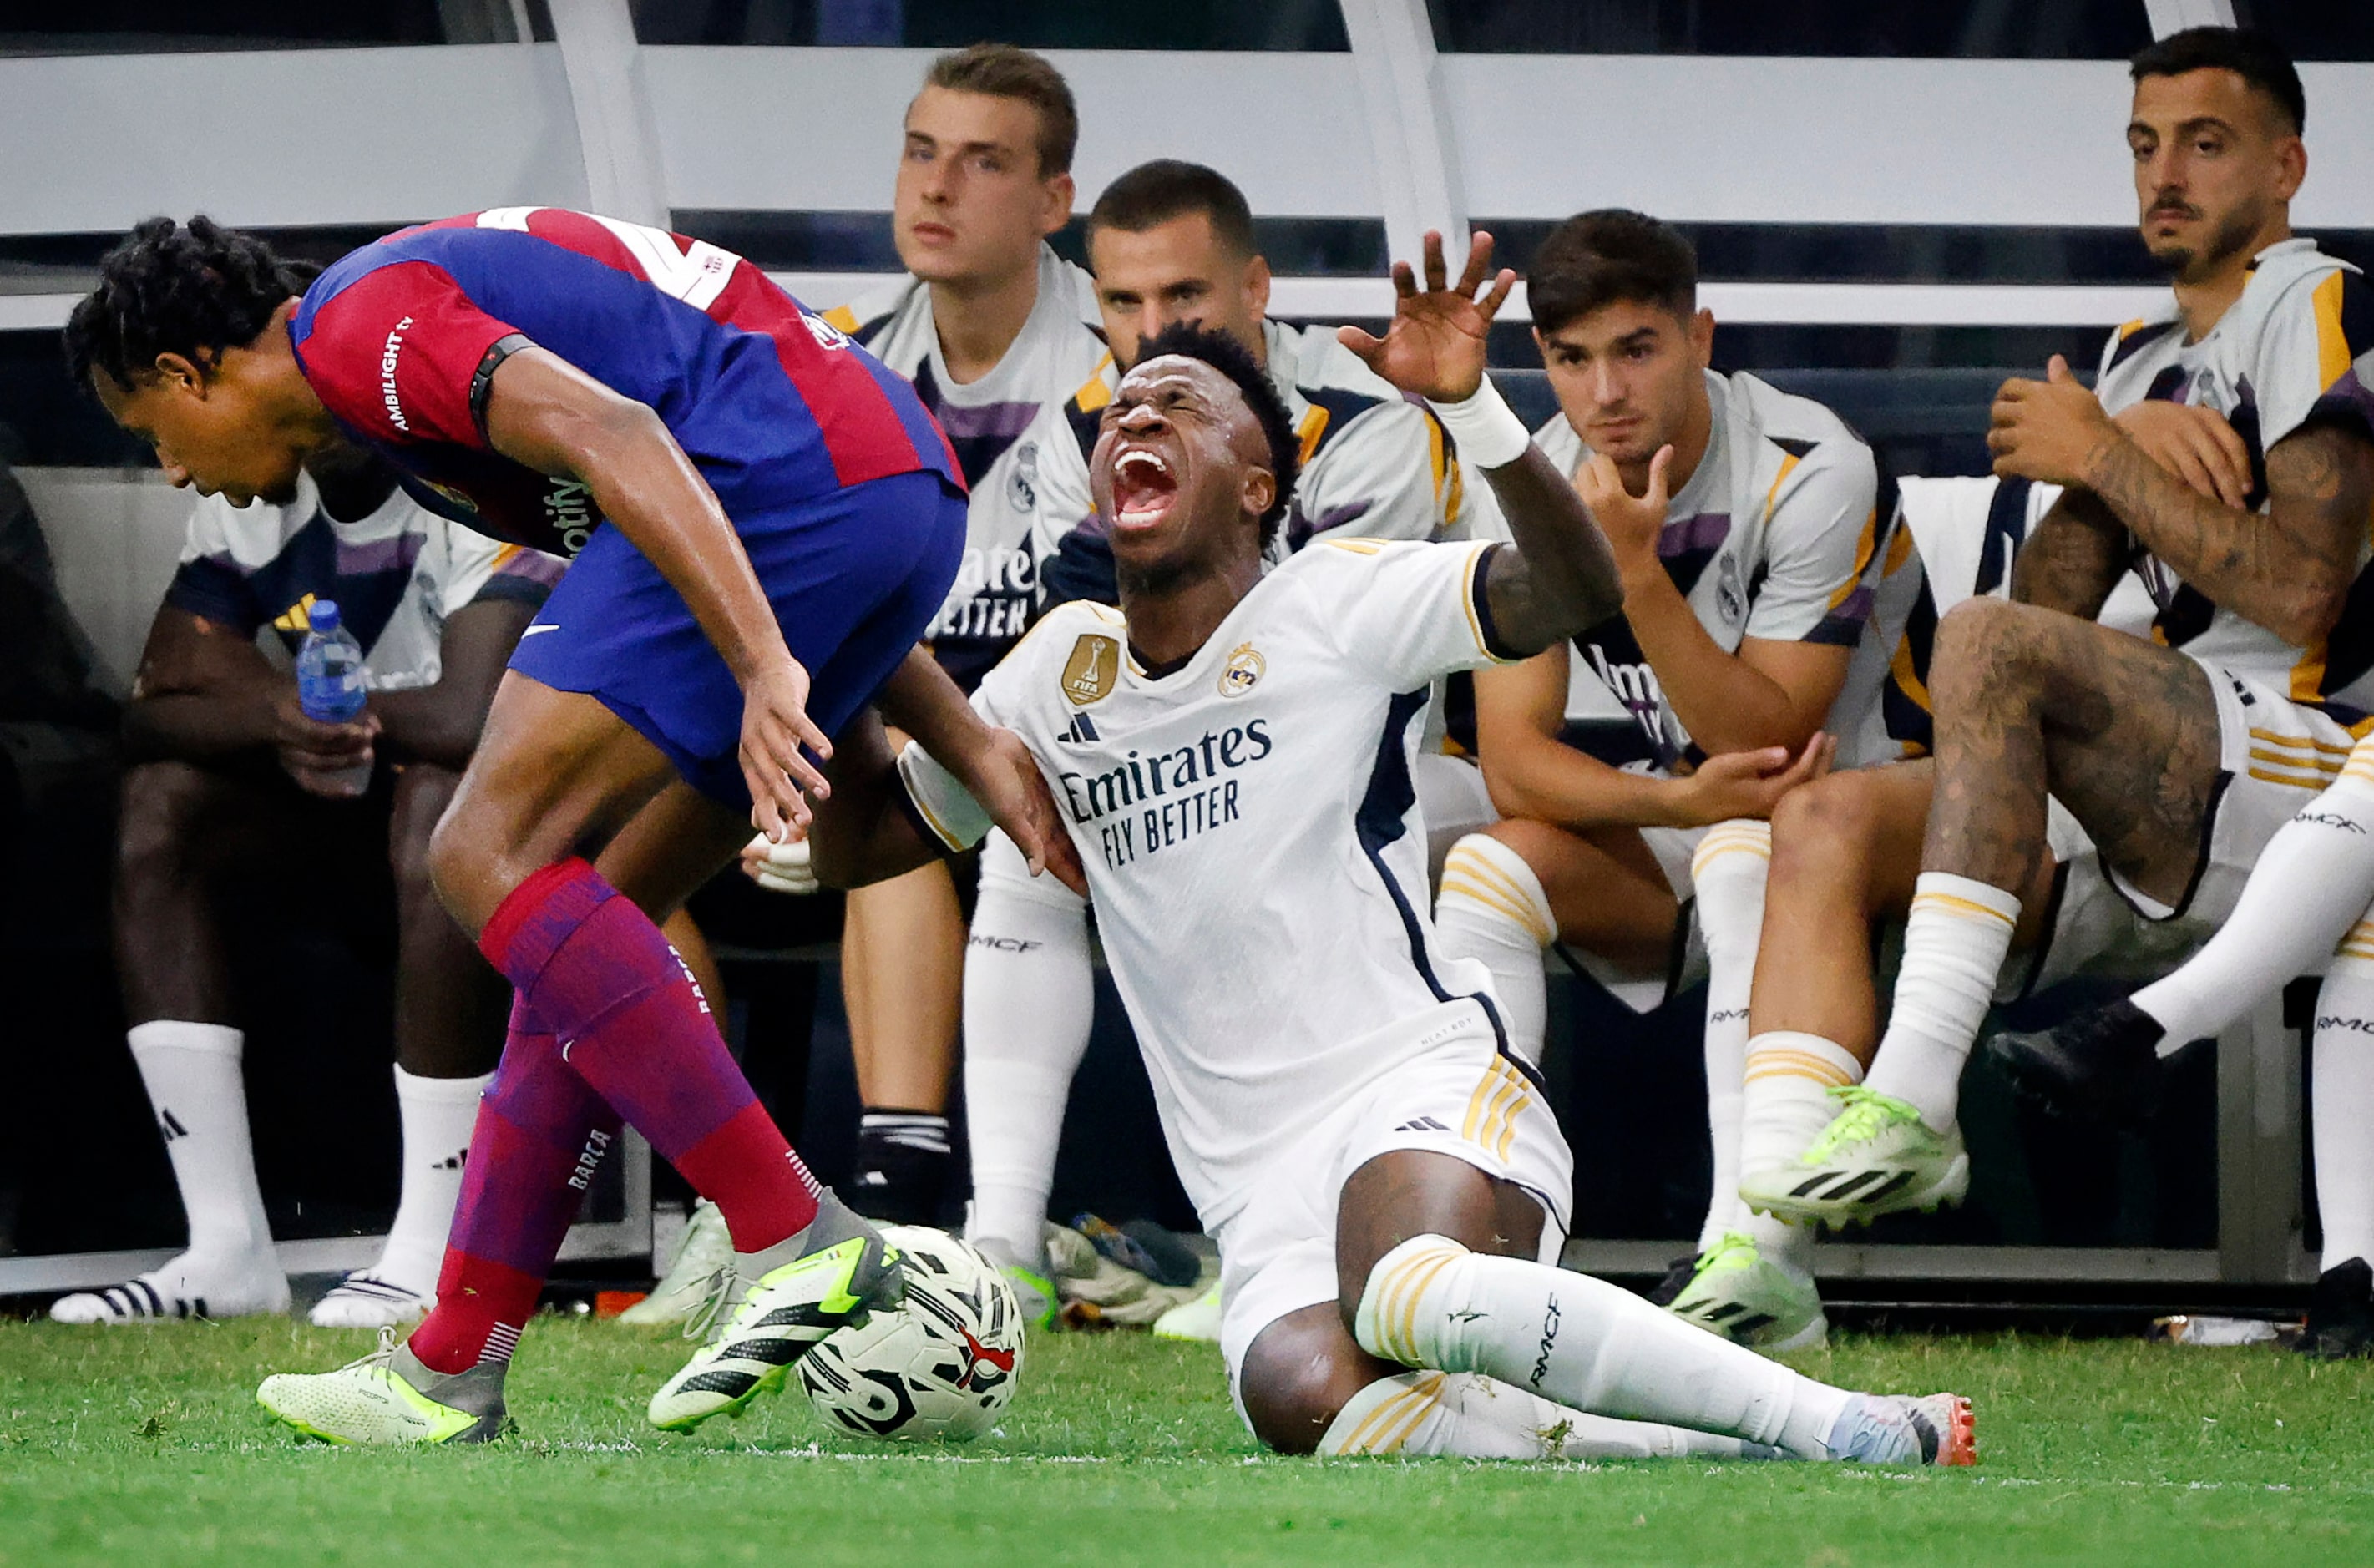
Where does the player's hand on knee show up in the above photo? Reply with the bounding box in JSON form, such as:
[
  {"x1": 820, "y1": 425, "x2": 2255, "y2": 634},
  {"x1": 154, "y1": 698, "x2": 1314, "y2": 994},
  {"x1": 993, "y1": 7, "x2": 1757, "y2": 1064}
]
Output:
[
  {"x1": 741, "y1": 831, "x2": 820, "y2": 896},
  {"x1": 2111, "y1": 400, "x2": 2250, "y2": 509},
  {"x1": 741, "y1": 655, "x2": 834, "y2": 842},
  {"x1": 1676, "y1": 732, "x2": 1835, "y2": 825},
  {"x1": 1336, "y1": 230, "x2": 1514, "y2": 404}
]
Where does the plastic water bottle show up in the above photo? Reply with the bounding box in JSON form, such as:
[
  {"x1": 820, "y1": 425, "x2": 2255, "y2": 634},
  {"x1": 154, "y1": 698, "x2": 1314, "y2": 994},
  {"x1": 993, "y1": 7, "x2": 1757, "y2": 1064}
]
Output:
[{"x1": 295, "y1": 599, "x2": 373, "y2": 797}]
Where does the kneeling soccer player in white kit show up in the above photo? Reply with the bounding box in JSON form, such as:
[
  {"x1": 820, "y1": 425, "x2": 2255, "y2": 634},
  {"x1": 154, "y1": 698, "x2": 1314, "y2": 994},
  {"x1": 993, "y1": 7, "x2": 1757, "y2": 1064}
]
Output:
[{"x1": 805, "y1": 232, "x2": 1974, "y2": 1464}]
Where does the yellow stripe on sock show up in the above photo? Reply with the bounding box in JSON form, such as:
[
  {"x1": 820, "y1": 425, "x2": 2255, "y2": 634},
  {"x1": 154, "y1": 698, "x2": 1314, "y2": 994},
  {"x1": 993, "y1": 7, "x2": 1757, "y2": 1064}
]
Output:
[
  {"x1": 1744, "y1": 1050, "x2": 1860, "y2": 1088},
  {"x1": 1439, "y1": 871, "x2": 1553, "y2": 946},
  {"x1": 1339, "y1": 1380, "x2": 1435, "y2": 1454},
  {"x1": 1690, "y1": 839, "x2": 1773, "y2": 874},
  {"x1": 1445, "y1": 848, "x2": 1553, "y2": 928},
  {"x1": 1386, "y1": 1248, "x2": 1461, "y2": 1365},
  {"x1": 1911, "y1": 890, "x2": 2017, "y2": 928},
  {"x1": 1376, "y1": 1374, "x2": 1449, "y2": 1454}
]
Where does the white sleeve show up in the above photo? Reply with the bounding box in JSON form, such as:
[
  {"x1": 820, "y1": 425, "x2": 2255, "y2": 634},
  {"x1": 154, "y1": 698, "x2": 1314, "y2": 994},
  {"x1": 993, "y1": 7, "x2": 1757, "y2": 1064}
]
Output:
[
  {"x1": 1290, "y1": 402, "x2": 1456, "y2": 545},
  {"x1": 1742, "y1": 442, "x2": 1880, "y2": 647},
  {"x1": 893, "y1": 660, "x2": 1018, "y2": 852},
  {"x1": 2255, "y1": 267, "x2": 2374, "y2": 450},
  {"x1": 1308, "y1": 538, "x2": 1518, "y2": 689},
  {"x1": 178, "y1": 493, "x2": 234, "y2": 565}
]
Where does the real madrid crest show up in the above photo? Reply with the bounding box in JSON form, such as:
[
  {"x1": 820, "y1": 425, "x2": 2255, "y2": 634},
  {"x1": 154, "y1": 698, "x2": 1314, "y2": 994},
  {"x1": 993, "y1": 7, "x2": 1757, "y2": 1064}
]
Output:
[
  {"x1": 1061, "y1": 634, "x2": 1119, "y2": 706},
  {"x1": 1218, "y1": 642, "x2": 1265, "y2": 698}
]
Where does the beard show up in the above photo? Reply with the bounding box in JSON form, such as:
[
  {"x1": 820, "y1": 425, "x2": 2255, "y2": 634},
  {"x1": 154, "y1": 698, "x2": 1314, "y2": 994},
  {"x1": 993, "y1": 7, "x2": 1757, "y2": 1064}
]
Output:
[{"x1": 2149, "y1": 204, "x2": 2263, "y2": 284}]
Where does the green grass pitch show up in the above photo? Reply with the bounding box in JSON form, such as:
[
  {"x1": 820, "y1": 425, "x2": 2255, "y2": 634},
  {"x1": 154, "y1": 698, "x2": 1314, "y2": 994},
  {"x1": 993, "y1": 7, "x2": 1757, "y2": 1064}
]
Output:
[{"x1": 4, "y1": 1315, "x2": 2373, "y2": 1565}]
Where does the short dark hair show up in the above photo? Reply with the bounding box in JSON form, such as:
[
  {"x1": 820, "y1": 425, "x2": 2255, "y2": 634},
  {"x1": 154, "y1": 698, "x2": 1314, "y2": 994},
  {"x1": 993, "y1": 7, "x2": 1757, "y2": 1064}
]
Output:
[
  {"x1": 2131, "y1": 25, "x2": 2305, "y2": 135},
  {"x1": 1131, "y1": 319, "x2": 1298, "y2": 548},
  {"x1": 924, "y1": 43, "x2": 1078, "y2": 175},
  {"x1": 1087, "y1": 160, "x2": 1258, "y2": 259},
  {"x1": 1526, "y1": 209, "x2": 1696, "y2": 337},
  {"x1": 65, "y1": 216, "x2": 307, "y2": 392}
]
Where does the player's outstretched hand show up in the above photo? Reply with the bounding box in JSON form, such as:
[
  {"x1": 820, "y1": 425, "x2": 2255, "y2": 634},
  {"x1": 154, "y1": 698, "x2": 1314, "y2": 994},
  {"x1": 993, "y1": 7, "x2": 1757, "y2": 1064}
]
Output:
[
  {"x1": 968, "y1": 726, "x2": 1088, "y2": 897},
  {"x1": 1337, "y1": 230, "x2": 1515, "y2": 404},
  {"x1": 742, "y1": 655, "x2": 835, "y2": 842},
  {"x1": 1676, "y1": 733, "x2": 1835, "y2": 826}
]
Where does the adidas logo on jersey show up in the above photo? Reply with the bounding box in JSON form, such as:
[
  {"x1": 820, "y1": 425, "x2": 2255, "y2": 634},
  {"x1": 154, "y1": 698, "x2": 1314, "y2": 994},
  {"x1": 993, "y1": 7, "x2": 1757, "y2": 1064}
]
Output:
[
  {"x1": 1392, "y1": 1116, "x2": 1450, "y2": 1134},
  {"x1": 158, "y1": 1108, "x2": 190, "y2": 1142},
  {"x1": 1058, "y1": 712, "x2": 1101, "y2": 746}
]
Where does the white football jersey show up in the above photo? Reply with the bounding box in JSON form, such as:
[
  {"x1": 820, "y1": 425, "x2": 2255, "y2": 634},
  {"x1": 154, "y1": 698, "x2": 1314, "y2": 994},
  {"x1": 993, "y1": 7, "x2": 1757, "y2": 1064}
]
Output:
[
  {"x1": 2092, "y1": 238, "x2": 2374, "y2": 720},
  {"x1": 824, "y1": 243, "x2": 1106, "y2": 689},
  {"x1": 166, "y1": 471, "x2": 563, "y2": 690},
  {"x1": 900, "y1": 538, "x2": 1516, "y2": 1227},
  {"x1": 1025, "y1": 316, "x2": 1466, "y2": 589},
  {"x1": 1491, "y1": 369, "x2": 1880, "y2": 771},
  {"x1": 1840, "y1": 475, "x2": 2068, "y2": 765}
]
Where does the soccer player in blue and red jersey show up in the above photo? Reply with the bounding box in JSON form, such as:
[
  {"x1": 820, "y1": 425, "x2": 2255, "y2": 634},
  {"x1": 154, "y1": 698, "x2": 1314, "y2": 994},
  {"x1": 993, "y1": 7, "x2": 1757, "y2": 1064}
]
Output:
[{"x1": 67, "y1": 209, "x2": 1076, "y2": 1444}]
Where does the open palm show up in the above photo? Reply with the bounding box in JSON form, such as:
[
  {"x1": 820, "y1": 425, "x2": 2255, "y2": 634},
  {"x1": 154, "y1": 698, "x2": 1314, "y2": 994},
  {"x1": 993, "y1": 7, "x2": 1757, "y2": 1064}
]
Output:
[{"x1": 1339, "y1": 230, "x2": 1515, "y2": 403}]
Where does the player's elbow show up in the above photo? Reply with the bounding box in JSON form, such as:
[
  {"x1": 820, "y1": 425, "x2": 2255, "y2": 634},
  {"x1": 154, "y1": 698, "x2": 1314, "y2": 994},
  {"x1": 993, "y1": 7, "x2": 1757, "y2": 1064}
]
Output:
[{"x1": 2272, "y1": 579, "x2": 2347, "y2": 649}]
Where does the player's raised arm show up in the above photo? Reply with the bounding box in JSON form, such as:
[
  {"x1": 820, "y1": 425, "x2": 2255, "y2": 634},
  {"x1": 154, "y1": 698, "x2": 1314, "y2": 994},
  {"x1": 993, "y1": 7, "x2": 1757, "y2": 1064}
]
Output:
[
  {"x1": 478, "y1": 346, "x2": 833, "y2": 837},
  {"x1": 1339, "y1": 230, "x2": 1623, "y2": 655}
]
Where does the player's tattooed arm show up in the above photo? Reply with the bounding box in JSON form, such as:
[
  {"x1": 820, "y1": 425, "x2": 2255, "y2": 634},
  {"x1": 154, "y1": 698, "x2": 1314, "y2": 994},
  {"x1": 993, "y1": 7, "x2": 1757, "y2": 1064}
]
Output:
[
  {"x1": 2008, "y1": 488, "x2": 2129, "y2": 619},
  {"x1": 1991, "y1": 355, "x2": 2374, "y2": 644},
  {"x1": 2080, "y1": 422, "x2": 2372, "y2": 645},
  {"x1": 1339, "y1": 230, "x2": 1623, "y2": 654}
]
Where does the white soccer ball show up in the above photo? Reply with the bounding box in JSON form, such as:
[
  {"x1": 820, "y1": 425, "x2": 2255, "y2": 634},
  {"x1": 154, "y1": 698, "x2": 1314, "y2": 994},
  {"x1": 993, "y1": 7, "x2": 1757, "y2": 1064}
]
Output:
[{"x1": 797, "y1": 1225, "x2": 1024, "y2": 1441}]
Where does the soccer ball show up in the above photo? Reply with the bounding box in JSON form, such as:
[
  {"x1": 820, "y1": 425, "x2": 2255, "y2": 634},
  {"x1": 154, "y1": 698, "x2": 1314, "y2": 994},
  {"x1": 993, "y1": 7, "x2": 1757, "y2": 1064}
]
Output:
[{"x1": 797, "y1": 1225, "x2": 1024, "y2": 1441}]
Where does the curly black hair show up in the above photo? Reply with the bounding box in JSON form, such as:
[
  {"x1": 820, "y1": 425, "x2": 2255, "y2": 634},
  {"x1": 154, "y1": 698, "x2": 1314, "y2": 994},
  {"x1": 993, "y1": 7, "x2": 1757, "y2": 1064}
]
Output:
[
  {"x1": 1128, "y1": 320, "x2": 1299, "y2": 549},
  {"x1": 64, "y1": 216, "x2": 309, "y2": 392}
]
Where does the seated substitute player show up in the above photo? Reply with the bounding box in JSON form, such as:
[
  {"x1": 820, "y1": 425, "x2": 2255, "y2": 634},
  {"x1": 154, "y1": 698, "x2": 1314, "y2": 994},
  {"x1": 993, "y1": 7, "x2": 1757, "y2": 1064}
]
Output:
[
  {"x1": 50, "y1": 438, "x2": 557, "y2": 1329},
  {"x1": 67, "y1": 210, "x2": 1074, "y2": 1444},
  {"x1": 807, "y1": 236, "x2": 1974, "y2": 1465},
  {"x1": 1421, "y1": 210, "x2": 1875, "y2": 1348},
  {"x1": 1728, "y1": 27, "x2": 2374, "y2": 1237},
  {"x1": 798, "y1": 43, "x2": 1105, "y2": 1225},
  {"x1": 949, "y1": 158, "x2": 1479, "y2": 1315}
]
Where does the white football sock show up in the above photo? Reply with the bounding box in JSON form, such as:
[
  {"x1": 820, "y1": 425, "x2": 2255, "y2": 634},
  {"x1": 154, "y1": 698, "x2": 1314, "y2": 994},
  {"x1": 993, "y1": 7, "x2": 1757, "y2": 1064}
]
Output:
[
  {"x1": 1356, "y1": 1234, "x2": 1853, "y2": 1459},
  {"x1": 128, "y1": 1021, "x2": 274, "y2": 1262},
  {"x1": 2131, "y1": 761, "x2": 2374, "y2": 1054},
  {"x1": 1691, "y1": 822, "x2": 1769, "y2": 1252},
  {"x1": 1434, "y1": 835, "x2": 1556, "y2": 1068},
  {"x1": 962, "y1": 833, "x2": 1094, "y2": 1265},
  {"x1": 1318, "y1": 1370, "x2": 1780, "y2": 1460},
  {"x1": 1739, "y1": 1030, "x2": 1861, "y2": 1274},
  {"x1": 2313, "y1": 952, "x2": 2374, "y2": 1272},
  {"x1": 375, "y1": 1065, "x2": 490, "y2": 1295},
  {"x1": 1863, "y1": 874, "x2": 2021, "y2": 1130}
]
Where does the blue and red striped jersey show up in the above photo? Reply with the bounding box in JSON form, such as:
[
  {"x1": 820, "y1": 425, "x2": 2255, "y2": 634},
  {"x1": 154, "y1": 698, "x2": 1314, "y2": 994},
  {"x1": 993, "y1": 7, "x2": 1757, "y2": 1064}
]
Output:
[{"x1": 291, "y1": 207, "x2": 962, "y2": 558}]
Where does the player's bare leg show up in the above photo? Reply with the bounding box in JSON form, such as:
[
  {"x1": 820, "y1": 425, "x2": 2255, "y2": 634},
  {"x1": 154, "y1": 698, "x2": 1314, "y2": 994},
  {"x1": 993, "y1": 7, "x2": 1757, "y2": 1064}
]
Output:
[
  {"x1": 841, "y1": 860, "x2": 964, "y2": 1221},
  {"x1": 1434, "y1": 819, "x2": 1676, "y2": 1070},
  {"x1": 1236, "y1": 1150, "x2": 1968, "y2": 1464},
  {"x1": 261, "y1": 674, "x2": 898, "y2": 1443},
  {"x1": 1756, "y1": 602, "x2": 2216, "y2": 1229}
]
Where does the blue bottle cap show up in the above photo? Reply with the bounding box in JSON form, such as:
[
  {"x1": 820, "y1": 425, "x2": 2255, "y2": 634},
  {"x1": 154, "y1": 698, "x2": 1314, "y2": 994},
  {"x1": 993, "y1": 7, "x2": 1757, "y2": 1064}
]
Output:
[{"x1": 309, "y1": 599, "x2": 342, "y2": 633}]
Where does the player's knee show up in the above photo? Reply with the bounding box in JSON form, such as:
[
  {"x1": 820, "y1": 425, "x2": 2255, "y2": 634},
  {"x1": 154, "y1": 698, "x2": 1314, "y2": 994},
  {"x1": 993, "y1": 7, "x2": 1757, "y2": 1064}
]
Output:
[
  {"x1": 114, "y1": 761, "x2": 218, "y2": 896},
  {"x1": 1931, "y1": 596, "x2": 2048, "y2": 692},
  {"x1": 1769, "y1": 771, "x2": 1888, "y2": 903},
  {"x1": 1238, "y1": 1308, "x2": 1386, "y2": 1455},
  {"x1": 390, "y1": 766, "x2": 463, "y2": 922}
]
